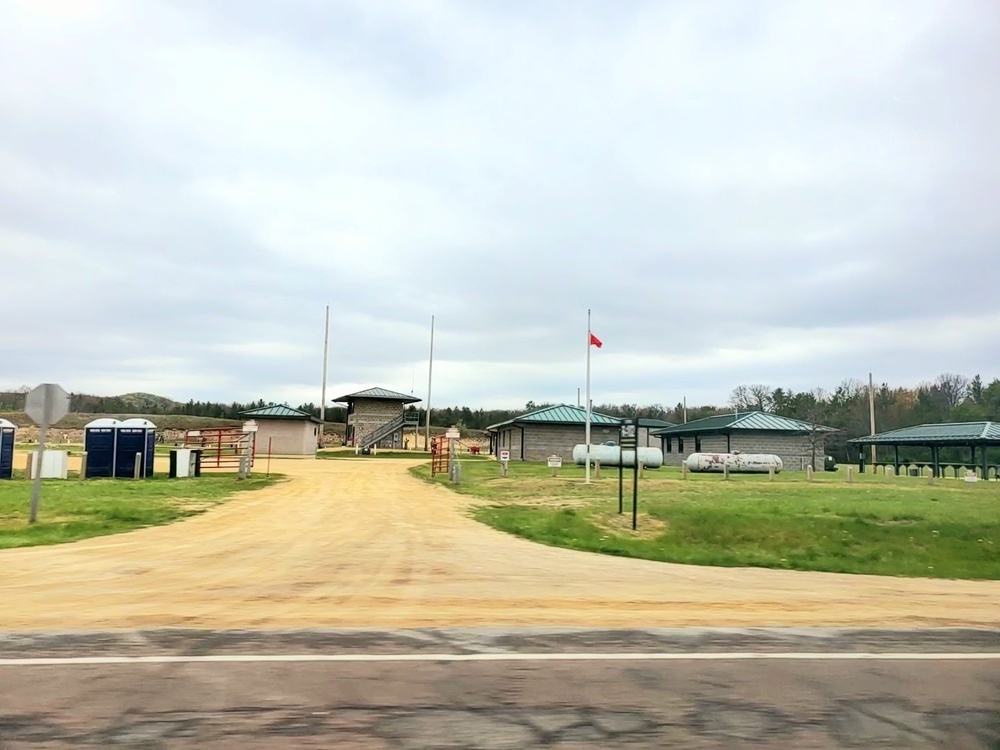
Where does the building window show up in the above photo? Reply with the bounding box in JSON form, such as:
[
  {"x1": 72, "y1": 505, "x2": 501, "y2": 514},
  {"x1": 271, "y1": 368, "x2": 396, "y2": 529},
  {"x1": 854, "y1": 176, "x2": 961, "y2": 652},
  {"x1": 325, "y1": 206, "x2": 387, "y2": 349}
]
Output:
[
  {"x1": 665, "y1": 438, "x2": 672, "y2": 453},
  {"x1": 678, "y1": 438, "x2": 684, "y2": 453},
  {"x1": 695, "y1": 437, "x2": 701, "y2": 452}
]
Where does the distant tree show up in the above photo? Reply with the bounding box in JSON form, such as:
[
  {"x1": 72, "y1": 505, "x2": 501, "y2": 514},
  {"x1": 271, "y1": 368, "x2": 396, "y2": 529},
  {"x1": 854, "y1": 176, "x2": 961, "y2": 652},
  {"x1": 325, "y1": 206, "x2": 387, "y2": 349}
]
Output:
[
  {"x1": 969, "y1": 374, "x2": 984, "y2": 404},
  {"x1": 935, "y1": 373, "x2": 971, "y2": 408},
  {"x1": 747, "y1": 384, "x2": 773, "y2": 411},
  {"x1": 729, "y1": 385, "x2": 753, "y2": 411}
]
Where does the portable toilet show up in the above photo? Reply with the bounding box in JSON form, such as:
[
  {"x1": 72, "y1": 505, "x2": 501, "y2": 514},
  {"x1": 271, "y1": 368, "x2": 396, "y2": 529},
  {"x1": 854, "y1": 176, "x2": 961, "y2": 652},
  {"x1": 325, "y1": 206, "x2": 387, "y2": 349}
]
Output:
[
  {"x1": 84, "y1": 418, "x2": 121, "y2": 478},
  {"x1": 116, "y1": 418, "x2": 156, "y2": 478},
  {"x1": 0, "y1": 418, "x2": 15, "y2": 479}
]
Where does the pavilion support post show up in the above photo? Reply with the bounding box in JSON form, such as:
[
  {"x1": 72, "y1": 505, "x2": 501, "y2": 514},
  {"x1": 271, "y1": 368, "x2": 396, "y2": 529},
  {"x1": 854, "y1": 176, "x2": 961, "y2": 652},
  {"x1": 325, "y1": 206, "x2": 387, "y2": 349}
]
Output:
[
  {"x1": 932, "y1": 445, "x2": 940, "y2": 478},
  {"x1": 894, "y1": 445, "x2": 900, "y2": 475}
]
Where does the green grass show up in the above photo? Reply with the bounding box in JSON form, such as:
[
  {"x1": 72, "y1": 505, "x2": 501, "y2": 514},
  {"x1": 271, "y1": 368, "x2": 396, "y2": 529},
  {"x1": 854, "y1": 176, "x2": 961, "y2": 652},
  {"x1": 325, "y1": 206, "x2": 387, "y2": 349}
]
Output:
[
  {"x1": 0, "y1": 474, "x2": 278, "y2": 550},
  {"x1": 413, "y1": 461, "x2": 1000, "y2": 579}
]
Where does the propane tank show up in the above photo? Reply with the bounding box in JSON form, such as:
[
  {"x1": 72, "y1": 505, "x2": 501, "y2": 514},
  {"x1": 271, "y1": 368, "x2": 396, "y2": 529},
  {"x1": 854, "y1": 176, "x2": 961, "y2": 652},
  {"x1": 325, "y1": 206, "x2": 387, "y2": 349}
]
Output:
[
  {"x1": 572, "y1": 444, "x2": 663, "y2": 468},
  {"x1": 684, "y1": 452, "x2": 783, "y2": 474}
]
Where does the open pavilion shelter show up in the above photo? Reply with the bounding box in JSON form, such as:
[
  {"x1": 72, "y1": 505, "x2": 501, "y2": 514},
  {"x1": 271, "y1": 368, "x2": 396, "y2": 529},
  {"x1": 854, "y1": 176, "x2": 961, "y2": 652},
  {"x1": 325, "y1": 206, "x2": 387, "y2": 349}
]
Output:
[{"x1": 848, "y1": 421, "x2": 1000, "y2": 479}]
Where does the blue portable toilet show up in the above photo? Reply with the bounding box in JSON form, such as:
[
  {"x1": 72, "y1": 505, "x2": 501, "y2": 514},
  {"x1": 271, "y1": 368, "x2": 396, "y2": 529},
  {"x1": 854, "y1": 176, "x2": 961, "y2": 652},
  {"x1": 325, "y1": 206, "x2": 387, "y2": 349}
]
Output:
[
  {"x1": 116, "y1": 418, "x2": 156, "y2": 478},
  {"x1": 84, "y1": 418, "x2": 121, "y2": 478},
  {"x1": 0, "y1": 418, "x2": 15, "y2": 480}
]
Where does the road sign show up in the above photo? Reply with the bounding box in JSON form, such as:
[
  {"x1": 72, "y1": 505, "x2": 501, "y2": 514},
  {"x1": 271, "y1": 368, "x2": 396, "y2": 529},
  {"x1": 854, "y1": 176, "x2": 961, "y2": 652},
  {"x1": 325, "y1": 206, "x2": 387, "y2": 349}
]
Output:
[
  {"x1": 25, "y1": 383, "x2": 70, "y2": 525},
  {"x1": 445, "y1": 428, "x2": 461, "y2": 440},
  {"x1": 25, "y1": 384, "x2": 70, "y2": 427},
  {"x1": 499, "y1": 450, "x2": 510, "y2": 462},
  {"x1": 547, "y1": 455, "x2": 563, "y2": 468}
]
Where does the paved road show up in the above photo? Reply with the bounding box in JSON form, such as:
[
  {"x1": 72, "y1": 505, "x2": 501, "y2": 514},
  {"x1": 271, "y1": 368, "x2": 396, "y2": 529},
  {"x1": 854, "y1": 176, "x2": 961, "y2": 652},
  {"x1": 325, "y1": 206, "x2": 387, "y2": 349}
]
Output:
[
  {"x1": 3, "y1": 458, "x2": 1000, "y2": 630},
  {"x1": 2, "y1": 628, "x2": 999, "y2": 748}
]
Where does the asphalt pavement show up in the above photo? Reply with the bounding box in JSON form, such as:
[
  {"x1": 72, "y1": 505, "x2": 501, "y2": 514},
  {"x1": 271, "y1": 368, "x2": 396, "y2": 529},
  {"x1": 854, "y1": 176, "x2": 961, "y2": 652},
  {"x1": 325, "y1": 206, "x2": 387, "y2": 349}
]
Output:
[{"x1": 1, "y1": 628, "x2": 999, "y2": 749}]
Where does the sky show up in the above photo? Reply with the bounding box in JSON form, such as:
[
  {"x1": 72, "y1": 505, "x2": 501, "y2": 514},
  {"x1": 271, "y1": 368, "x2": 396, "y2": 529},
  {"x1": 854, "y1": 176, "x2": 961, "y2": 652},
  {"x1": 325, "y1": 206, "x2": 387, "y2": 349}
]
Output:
[{"x1": 1, "y1": 0, "x2": 998, "y2": 411}]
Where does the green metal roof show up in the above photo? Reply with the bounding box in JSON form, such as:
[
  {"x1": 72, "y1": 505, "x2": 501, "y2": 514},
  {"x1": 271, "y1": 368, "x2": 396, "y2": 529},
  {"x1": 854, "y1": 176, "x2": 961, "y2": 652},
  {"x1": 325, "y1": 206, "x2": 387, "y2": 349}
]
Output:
[
  {"x1": 651, "y1": 410, "x2": 836, "y2": 436},
  {"x1": 487, "y1": 404, "x2": 622, "y2": 431},
  {"x1": 332, "y1": 387, "x2": 421, "y2": 404},
  {"x1": 848, "y1": 421, "x2": 1000, "y2": 445},
  {"x1": 240, "y1": 404, "x2": 321, "y2": 422},
  {"x1": 636, "y1": 417, "x2": 675, "y2": 428}
]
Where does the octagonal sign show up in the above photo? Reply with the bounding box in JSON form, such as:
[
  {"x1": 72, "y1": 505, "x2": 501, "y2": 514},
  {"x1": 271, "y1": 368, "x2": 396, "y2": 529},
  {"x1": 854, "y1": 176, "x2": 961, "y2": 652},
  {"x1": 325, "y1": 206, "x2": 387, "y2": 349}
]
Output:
[{"x1": 25, "y1": 383, "x2": 70, "y2": 426}]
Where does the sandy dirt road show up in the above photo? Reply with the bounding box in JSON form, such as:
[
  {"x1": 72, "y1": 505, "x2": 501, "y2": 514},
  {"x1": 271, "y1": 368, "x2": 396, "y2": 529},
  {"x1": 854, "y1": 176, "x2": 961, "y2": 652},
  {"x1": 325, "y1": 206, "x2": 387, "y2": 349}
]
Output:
[{"x1": 1, "y1": 458, "x2": 999, "y2": 630}]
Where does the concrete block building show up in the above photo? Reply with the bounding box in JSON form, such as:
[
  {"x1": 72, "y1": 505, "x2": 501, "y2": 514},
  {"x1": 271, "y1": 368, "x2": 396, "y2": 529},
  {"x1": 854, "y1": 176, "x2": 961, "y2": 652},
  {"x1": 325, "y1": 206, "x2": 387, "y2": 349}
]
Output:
[
  {"x1": 240, "y1": 404, "x2": 322, "y2": 456},
  {"x1": 652, "y1": 411, "x2": 836, "y2": 471},
  {"x1": 487, "y1": 404, "x2": 622, "y2": 461},
  {"x1": 334, "y1": 387, "x2": 421, "y2": 450}
]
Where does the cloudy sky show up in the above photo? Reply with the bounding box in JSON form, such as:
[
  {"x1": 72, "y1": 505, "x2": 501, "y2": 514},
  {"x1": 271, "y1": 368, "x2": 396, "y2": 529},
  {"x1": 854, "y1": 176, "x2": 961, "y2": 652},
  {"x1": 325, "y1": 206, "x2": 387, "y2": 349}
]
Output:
[{"x1": 2, "y1": 0, "x2": 998, "y2": 410}]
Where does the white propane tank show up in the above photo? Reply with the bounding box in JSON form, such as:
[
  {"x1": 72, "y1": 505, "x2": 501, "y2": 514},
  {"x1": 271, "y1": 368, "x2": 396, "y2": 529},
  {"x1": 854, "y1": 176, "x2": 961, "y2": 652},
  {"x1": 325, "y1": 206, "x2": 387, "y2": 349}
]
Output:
[
  {"x1": 572, "y1": 444, "x2": 663, "y2": 468},
  {"x1": 684, "y1": 452, "x2": 783, "y2": 474}
]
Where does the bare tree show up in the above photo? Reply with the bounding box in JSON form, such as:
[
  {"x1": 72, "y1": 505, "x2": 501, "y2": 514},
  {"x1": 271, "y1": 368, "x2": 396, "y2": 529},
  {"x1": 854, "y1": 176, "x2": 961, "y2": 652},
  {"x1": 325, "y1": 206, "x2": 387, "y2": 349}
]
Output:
[
  {"x1": 804, "y1": 388, "x2": 829, "y2": 470},
  {"x1": 935, "y1": 373, "x2": 970, "y2": 408},
  {"x1": 729, "y1": 385, "x2": 753, "y2": 411},
  {"x1": 747, "y1": 384, "x2": 773, "y2": 411}
]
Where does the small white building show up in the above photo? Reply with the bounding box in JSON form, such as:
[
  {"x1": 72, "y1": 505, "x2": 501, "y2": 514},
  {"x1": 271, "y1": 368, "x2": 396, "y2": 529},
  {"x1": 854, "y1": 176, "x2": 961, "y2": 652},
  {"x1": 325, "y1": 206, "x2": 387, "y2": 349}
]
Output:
[{"x1": 239, "y1": 405, "x2": 321, "y2": 456}]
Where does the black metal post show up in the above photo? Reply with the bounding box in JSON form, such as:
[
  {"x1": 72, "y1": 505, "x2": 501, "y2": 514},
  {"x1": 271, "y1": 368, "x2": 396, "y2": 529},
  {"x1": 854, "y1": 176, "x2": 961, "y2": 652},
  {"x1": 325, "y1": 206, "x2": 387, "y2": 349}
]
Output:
[{"x1": 632, "y1": 417, "x2": 639, "y2": 531}]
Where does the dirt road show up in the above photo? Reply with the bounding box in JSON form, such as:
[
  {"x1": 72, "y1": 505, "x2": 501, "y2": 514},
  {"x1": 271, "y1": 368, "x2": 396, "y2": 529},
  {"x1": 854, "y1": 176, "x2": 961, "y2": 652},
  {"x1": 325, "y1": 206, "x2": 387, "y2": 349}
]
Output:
[{"x1": 2, "y1": 458, "x2": 999, "y2": 630}]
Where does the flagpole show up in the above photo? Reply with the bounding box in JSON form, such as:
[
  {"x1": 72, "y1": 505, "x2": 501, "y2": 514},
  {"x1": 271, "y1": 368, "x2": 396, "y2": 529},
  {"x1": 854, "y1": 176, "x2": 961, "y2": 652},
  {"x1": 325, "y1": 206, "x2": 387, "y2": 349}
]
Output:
[
  {"x1": 319, "y1": 305, "x2": 330, "y2": 446},
  {"x1": 585, "y1": 309, "x2": 592, "y2": 484}
]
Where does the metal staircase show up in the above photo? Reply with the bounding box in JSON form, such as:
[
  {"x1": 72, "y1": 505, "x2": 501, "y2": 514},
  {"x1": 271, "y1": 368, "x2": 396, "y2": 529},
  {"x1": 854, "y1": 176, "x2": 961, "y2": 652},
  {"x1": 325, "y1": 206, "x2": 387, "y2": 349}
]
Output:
[{"x1": 358, "y1": 414, "x2": 407, "y2": 449}]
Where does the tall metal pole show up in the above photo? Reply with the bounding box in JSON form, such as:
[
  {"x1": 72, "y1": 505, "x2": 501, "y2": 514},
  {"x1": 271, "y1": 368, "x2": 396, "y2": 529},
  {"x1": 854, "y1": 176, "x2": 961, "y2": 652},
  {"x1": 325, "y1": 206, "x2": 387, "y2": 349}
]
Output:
[
  {"x1": 425, "y1": 314, "x2": 435, "y2": 451},
  {"x1": 683, "y1": 396, "x2": 688, "y2": 423},
  {"x1": 577, "y1": 388, "x2": 581, "y2": 408},
  {"x1": 585, "y1": 309, "x2": 592, "y2": 484},
  {"x1": 319, "y1": 305, "x2": 329, "y2": 444},
  {"x1": 869, "y1": 371, "x2": 877, "y2": 465}
]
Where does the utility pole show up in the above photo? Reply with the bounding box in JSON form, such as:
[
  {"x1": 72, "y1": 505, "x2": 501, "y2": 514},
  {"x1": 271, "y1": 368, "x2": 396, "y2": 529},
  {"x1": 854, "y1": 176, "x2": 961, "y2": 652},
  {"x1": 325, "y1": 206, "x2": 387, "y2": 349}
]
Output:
[
  {"x1": 869, "y1": 371, "x2": 877, "y2": 465},
  {"x1": 425, "y1": 315, "x2": 435, "y2": 451}
]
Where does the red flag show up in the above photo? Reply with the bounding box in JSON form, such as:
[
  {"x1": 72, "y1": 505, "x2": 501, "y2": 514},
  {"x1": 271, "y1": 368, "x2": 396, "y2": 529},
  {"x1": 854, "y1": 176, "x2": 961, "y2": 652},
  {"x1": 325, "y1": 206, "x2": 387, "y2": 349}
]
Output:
[{"x1": 589, "y1": 332, "x2": 602, "y2": 348}]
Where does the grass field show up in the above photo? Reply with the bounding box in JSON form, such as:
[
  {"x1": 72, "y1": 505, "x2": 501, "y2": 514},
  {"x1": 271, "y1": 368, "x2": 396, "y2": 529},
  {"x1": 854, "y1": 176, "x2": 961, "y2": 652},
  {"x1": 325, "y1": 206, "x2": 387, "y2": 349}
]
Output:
[
  {"x1": 414, "y1": 460, "x2": 1000, "y2": 579},
  {"x1": 0, "y1": 474, "x2": 277, "y2": 550}
]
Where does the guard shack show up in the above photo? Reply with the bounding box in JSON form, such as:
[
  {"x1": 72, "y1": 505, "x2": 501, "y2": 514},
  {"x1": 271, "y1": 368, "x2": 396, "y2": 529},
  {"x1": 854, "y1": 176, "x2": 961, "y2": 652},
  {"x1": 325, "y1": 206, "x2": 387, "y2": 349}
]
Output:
[
  {"x1": 84, "y1": 418, "x2": 121, "y2": 478},
  {"x1": 116, "y1": 418, "x2": 156, "y2": 478},
  {"x1": 0, "y1": 418, "x2": 15, "y2": 479}
]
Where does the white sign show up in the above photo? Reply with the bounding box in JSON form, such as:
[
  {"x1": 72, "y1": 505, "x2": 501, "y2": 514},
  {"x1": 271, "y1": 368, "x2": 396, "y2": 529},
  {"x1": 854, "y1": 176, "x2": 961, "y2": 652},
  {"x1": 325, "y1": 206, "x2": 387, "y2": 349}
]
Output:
[
  {"x1": 499, "y1": 450, "x2": 510, "y2": 462},
  {"x1": 25, "y1": 383, "x2": 70, "y2": 426},
  {"x1": 547, "y1": 455, "x2": 563, "y2": 468},
  {"x1": 242, "y1": 420, "x2": 259, "y2": 433},
  {"x1": 445, "y1": 428, "x2": 461, "y2": 439}
]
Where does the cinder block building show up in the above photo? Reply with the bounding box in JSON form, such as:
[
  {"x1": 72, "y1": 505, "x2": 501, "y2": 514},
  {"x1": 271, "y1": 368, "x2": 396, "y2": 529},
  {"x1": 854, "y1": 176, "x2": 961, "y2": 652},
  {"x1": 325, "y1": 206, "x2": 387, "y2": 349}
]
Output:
[
  {"x1": 334, "y1": 387, "x2": 421, "y2": 450},
  {"x1": 240, "y1": 404, "x2": 322, "y2": 456},
  {"x1": 651, "y1": 411, "x2": 836, "y2": 471},
  {"x1": 487, "y1": 404, "x2": 622, "y2": 461}
]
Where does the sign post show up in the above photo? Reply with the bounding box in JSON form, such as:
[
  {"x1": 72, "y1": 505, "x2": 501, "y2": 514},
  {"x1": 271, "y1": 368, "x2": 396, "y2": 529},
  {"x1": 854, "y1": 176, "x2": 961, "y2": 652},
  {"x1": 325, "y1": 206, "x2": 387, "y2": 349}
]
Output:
[
  {"x1": 618, "y1": 418, "x2": 640, "y2": 528},
  {"x1": 547, "y1": 454, "x2": 562, "y2": 477},
  {"x1": 24, "y1": 383, "x2": 70, "y2": 524},
  {"x1": 499, "y1": 449, "x2": 510, "y2": 477},
  {"x1": 446, "y1": 427, "x2": 461, "y2": 482}
]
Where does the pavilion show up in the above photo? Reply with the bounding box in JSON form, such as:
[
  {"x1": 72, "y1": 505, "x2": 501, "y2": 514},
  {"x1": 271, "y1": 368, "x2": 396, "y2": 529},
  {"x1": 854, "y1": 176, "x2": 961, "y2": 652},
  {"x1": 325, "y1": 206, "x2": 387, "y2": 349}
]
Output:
[{"x1": 847, "y1": 421, "x2": 1000, "y2": 479}]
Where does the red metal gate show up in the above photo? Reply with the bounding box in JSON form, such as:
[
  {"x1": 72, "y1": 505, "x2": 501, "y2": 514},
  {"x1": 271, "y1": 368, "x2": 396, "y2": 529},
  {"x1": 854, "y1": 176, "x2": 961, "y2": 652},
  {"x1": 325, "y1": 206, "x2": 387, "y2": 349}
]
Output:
[
  {"x1": 430, "y1": 435, "x2": 449, "y2": 476},
  {"x1": 183, "y1": 427, "x2": 254, "y2": 470}
]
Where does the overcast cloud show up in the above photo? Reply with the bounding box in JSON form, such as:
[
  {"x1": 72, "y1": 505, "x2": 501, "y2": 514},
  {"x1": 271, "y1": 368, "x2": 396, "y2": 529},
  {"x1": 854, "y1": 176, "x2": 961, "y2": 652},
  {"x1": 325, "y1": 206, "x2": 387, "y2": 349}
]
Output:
[{"x1": 1, "y1": 0, "x2": 998, "y2": 410}]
